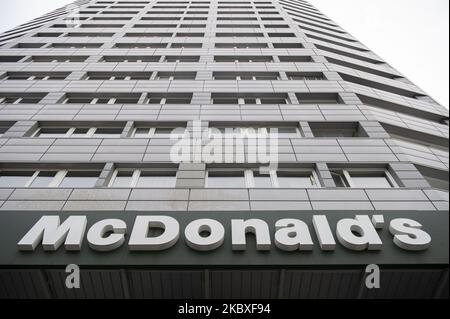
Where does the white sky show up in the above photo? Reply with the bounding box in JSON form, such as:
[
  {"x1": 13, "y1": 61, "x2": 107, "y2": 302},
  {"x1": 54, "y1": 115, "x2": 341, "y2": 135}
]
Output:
[
  {"x1": 0, "y1": 0, "x2": 448, "y2": 109},
  {"x1": 308, "y1": 0, "x2": 449, "y2": 109}
]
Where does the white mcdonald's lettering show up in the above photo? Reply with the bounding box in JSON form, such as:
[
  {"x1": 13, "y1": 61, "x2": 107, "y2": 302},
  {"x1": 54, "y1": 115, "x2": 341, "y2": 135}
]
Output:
[{"x1": 17, "y1": 215, "x2": 432, "y2": 252}]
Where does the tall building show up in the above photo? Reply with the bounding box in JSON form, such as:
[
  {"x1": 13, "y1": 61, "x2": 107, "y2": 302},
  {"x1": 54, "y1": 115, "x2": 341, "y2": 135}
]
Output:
[{"x1": 0, "y1": 0, "x2": 448, "y2": 299}]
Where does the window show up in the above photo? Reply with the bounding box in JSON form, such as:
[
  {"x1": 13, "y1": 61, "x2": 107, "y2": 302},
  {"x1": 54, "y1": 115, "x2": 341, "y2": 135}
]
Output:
[
  {"x1": 296, "y1": 93, "x2": 342, "y2": 104},
  {"x1": 0, "y1": 171, "x2": 34, "y2": 187},
  {"x1": 125, "y1": 32, "x2": 173, "y2": 37},
  {"x1": 209, "y1": 125, "x2": 302, "y2": 138},
  {"x1": 340, "y1": 73, "x2": 420, "y2": 99},
  {"x1": 141, "y1": 17, "x2": 181, "y2": 21},
  {"x1": 92, "y1": 17, "x2": 132, "y2": 20},
  {"x1": 164, "y1": 56, "x2": 200, "y2": 62},
  {"x1": 278, "y1": 56, "x2": 312, "y2": 62},
  {"x1": 0, "y1": 169, "x2": 100, "y2": 188},
  {"x1": 50, "y1": 43, "x2": 103, "y2": 49},
  {"x1": 146, "y1": 11, "x2": 184, "y2": 14},
  {"x1": 102, "y1": 56, "x2": 161, "y2": 62},
  {"x1": 214, "y1": 56, "x2": 273, "y2": 62},
  {"x1": 381, "y1": 123, "x2": 449, "y2": 150},
  {"x1": 0, "y1": 122, "x2": 14, "y2": 137},
  {"x1": 59, "y1": 171, "x2": 100, "y2": 188},
  {"x1": 103, "y1": 11, "x2": 139, "y2": 15},
  {"x1": 114, "y1": 43, "x2": 167, "y2": 49},
  {"x1": 215, "y1": 43, "x2": 268, "y2": 48},
  {"x1": 111, "y1": 170, "x2": 134, "y2": 187},
  {"x1": 206, "y1": 170, "x2": 246, "y2": 188},
  {"x1": 216, "y1": 33, "x2": 264, "y2": 37},
  {"x1": 85, "y1": 72, "x2": 153, "y2": 80},
  {"x1": 276, "y1": 127, "x2": 302, "y2": 138},
  {"x1": 217, "y1": 17, "x2": 257, "y2": 21},
  {"x1": 63, "y1": 93, "x2": 141, "y2": 104},
  {"x1": 326, "y1": 57, "x2": 397, "y2": 79},
  {"x1": 4, "y1": 72, "x2": 69, "y2": 80},
  {"x1": 213, "y1": 72, "x2": 279, "y2": 80},
  {"x1": 33, "y1": 126, "x2": 125, "y2": 138},
  {"x1": 268, "y1": 33, "x2": 296, "y2": 37},
  {"x1": 183, "y1": 17, "x2": 208, "y2": 20},
  {"x1": 272, "y1": 43, "x2": 303, "y2": 48},
  {"x1": 146, "y1": 93, "x2": 192, "y2": 104},
  {"x1": 306, "y1": 33, "x2": 369, "y2": 52},
  {"x1": 30, "y1": 56, "x2": 88, "y2": 62},
  {"x1": 65, "y1": 16, "x2": 90, "y2": 21},
  {"x1": 34, "y1": 128, "x2": 70, "y2": 138},
  {"x1": 110, "y1": 169, "x2": 177, "y2": 188},
  {"x1": 156, "y1": 72, "x2": 196, "y2": 80},
  {"x1": 287, "y1": 72, "x2": 324, "y2": 80},
  {"x1": 65, "y1": 32, "x2": 115, "y2": 37},
  {"x1": 133, "y1": 24, "x2": 177, "y2": 28},
  {"x1": 253, "y1": 171, "x2": 272, "y2": 188},
  {"x1": 260, "y1": 17, "x2": 284, "y2": 21},
  {"x1": 331, "y1": 169, "x2": 398, "y2": 188},
  {"x1": 29, "y1": 171, "x2": 58, "y2": 187},
  {"x1": 206, "y1": 168, "x2": 320, "y2": 188},
  {"x1": 357, "y1": 94, "x2": 446, "y2": 124},
  {"x1": 264, "y1": 24, "x2": 290, "y2": 28},
  {"x1": 14, "y1": 43, "x2": 45, "y2": 48},
  {"x1": 176, "y1": 32, "x2": 204, "y2": 37},
  {"x1": 211, "y1": 93, "x2": 289, "y2": 104},
  {"x1": 170, "y1": 43, "x2": 202, "y2": 48},
  {"x1": 309, "y1": 122, "x2": 368, "y2": 138},
  {"x1": 0, "y1": 93, "x2": 46, "y2": 104},
  {"x1": 132, "y1": 126, "x2": 185, "y2": 138},
  {"x1": 415, "y1": 165, "x2": 449, "y2": 191},
  {"x1": 216, "y1": 23, "x2": 261, "y2": 28},
  {"x1": 91, "y1": 128, "x2": 123, "y2": 138},
  {"x1": 316, "y1": 44, "x2": 384, "y2": 64},
  {"x1": 217, "y1": 11, "x2": 254, "y2": 14},
  {"x1": 0, "y1": 56, "x2": 25, "y2": 62},
  {"x1": 34, "y1": 32, "x2": 62, "y2": 37},
  {"x1": 136, "y1": 170, "x2": 176, "y2": 188},
  {"x1": 277, "y1": 171, "x2": 318, "y2": 188}
]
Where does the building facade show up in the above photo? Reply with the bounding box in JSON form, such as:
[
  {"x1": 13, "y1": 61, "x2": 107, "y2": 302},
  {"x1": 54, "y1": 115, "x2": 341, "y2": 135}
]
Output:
[{"x1": 0, "y1": 0, "x2": 448, "y2": 299}]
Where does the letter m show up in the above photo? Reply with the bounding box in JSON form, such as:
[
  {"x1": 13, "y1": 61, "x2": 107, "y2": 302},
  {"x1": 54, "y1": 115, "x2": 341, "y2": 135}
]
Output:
[{"x1": 17, "y1": 216, "x2": 87, "y2": 251}]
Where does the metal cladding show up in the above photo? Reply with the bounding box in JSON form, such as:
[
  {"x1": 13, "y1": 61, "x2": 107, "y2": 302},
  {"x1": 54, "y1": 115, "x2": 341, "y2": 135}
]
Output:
[{"x1": 0, "y1": 0, "x2": 448, "y2": 299}]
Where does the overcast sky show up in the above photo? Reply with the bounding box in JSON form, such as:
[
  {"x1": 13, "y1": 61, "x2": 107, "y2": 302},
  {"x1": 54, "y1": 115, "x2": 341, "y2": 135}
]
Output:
[
  {"x1": 0, "y1": 0, "x2": 448, "y2": 109},
  {"x1": 309, "y1": 0, "x2": 449, "y2": 109}
]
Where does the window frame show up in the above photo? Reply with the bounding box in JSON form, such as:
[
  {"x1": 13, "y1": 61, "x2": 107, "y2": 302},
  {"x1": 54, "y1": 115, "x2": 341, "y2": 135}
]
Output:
[
  {"x1": 32, "y1": 127, "x2": 123, "y2": 138},
  {"x1": 208, "y1": 126, "x2": 302, "y2": 139},
  {"x1": 331, "y1": 168, "x2": 399, "y2": 188},
  {"x1": 131, "y1": 126, "x2": 181, "y2": 138},
  {"x1": 205, "y1": 168, "x2": 320, "y2": 188},
  {"x1": 0, "y1": 169, "x2": 100, "y2": 188},
  {"x1": 109, "y1": 168, "x2": 177, "y2": 188}
]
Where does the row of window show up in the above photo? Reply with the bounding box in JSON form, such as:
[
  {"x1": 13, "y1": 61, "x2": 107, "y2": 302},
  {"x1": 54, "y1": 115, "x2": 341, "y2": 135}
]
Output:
[
  {"x1": 13, "y1": 42, "x2": 303, "y2": 49},
  {"x1": 0, "y1": 169, "x2": 100, "y2": 188},
  {"x1": 0, "y1": 167, "x2": 399, "y2": 189},
  {"x1": 0, "y1": 93, "x2": 342, "y2": 105},
  {"x1": 94, "y1": 1, "x2": 275, "y2": 3},
  {"x1": 1, "y1": 55, "x2": 312, "y2": 63},
  {"x1": 30, "y1": 122, "x2": 366, "y2": 139},
  {"x1": 51, "y1": 23, "x2": 291, "y2": 29},
  {"x1": 282, "y1": 4, "x2": 333, "y2": 25},
  {"x1": 32, "y1": 32, "x2": 297, "y2": 38},
  {"x1": 4, "y1": 121, "x2": 444, "y2": 150},
  {"x1": 1, "y1": 71, "x2": 324, "y2": 81},
  {"x1": 7, "y1": 165, "x2": 447, "y2": 191},
  {"x1": 61, "y1": 16, "x2": 285, "y2": 21},
  {"x1": 88, "y1": 5, "x2": 276, "y2": 9},
  {"x1": 74, "y1": 10, "x2": 282, "y2": 15}
]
